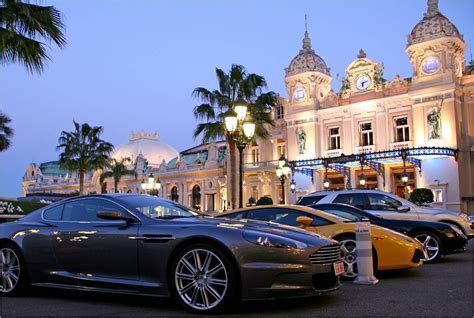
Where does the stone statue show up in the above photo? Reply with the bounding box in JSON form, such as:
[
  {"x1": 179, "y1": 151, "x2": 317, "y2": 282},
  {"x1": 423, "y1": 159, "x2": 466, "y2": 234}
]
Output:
[
  {"x1": 427, "y1": 105, "x2": 442, "y2": 139},
  {"x1": 374, "y1": 63, "x2": 386, "y2": 88},
  {"x1": 336, "y1": 73, "x2": 350, "y2": 97},
  {"x1": 296, "y1": 128, "x2": 307, "y2": 154}
]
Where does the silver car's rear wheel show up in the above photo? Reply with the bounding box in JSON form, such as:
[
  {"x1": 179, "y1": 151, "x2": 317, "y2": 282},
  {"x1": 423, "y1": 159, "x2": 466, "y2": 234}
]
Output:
[
  {"x1": 0, "y1": 247, "x2": 21, "y2": 294},
  {"x1": 174, "y1": 248, "x2": 229, "y2": 311},
  {"x1": 339, "y1": 239, "x2": 358, "y2": 278},
  {"x1": 415, "y1": 233, "x2": 441, "y2": 263}
]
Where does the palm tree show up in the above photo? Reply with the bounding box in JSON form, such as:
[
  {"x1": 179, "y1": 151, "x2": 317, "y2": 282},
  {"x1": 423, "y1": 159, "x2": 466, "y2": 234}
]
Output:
[
  {"x1": 100, "y1": 157, "x2": 137, "y2": 193},
  {"x1": 192, "y1": 64, "x2": 276, "y2": 209},
  {"x1": 57, "y1": 121, "x2": 114, "y2": 195},
  {"x1": 0, "y1": 111, "x2": 13, "y2": 152},
  {"x1": 0, "y1": 0, "x2": 66, "y2": 73}
]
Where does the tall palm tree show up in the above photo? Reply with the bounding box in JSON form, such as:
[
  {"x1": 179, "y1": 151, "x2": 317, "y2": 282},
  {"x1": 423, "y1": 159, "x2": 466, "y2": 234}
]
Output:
[
  {"x1": 57, "y1": 121, "x2": 114, "y2": 195},
  {"x1": 193, "y1": 64, "x2": 276, "y2": 209},
  {"x1": 0, "y1": 111, "x2": 13, "y2": 151},
  {"x1": 100, "y1": 157, "x2": 137, "y2": 193},
  {"x1": 0, "y1": 0, "x2": 66, "y2": 73}
]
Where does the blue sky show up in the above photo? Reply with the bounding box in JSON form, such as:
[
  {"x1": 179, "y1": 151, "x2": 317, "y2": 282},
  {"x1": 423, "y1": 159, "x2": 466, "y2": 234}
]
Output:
[{"x1": 1, "y1": 0, "x2": 473, "y2": 197}]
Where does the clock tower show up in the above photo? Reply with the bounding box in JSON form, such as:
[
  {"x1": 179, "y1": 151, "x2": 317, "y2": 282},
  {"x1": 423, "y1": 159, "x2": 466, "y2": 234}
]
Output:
[
  {"x1": 284, "y1": 16, "x2": 332, "y2": 163},
  {"x1": 406, "y1": 0, "x2": 466, "y2": 88},
  {"x1": 339, "y1": 49, "x2": 385, "y2": 97}
]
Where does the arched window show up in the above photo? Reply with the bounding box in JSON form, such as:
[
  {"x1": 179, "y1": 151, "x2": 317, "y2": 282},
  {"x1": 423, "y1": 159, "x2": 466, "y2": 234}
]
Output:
[
  {"x1": 192, "y1": 185, "x2": 201, "y2": 211},
  {"x1": 171, "y1": 186, "x2": 179, "y2": 202}
]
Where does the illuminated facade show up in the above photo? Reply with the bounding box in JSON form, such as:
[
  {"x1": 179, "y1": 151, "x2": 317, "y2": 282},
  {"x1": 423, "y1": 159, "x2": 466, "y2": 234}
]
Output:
[{"x1": 22, "y1": 0, "x2": 473, "y2": 213}]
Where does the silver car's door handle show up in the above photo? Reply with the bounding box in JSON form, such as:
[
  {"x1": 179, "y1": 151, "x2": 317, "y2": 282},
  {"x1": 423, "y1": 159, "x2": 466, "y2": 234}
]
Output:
[{"x1": 128, "y1": 235, "x2": 176, "y2": 242}]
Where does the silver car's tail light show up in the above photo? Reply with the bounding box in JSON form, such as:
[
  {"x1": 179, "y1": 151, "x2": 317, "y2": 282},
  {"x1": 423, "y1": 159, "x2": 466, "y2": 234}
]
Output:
[{"x1": 309, "y1": 244, "x2": 341, "y2": 265}]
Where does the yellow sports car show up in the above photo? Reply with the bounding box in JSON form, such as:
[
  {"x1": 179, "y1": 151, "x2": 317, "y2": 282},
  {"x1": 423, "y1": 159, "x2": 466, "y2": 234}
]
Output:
[{"x1": 218, "y1": 205, "x2": 424, "y2": 278}]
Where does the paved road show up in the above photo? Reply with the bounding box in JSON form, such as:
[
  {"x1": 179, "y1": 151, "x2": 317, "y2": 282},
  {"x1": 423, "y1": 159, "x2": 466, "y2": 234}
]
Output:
[{"x1": 1, "y1": 243, "x2": 472, "y2": 317}]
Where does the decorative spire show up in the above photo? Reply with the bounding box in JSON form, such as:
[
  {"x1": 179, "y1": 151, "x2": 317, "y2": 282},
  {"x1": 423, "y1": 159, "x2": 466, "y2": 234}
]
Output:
[
  {"x1": 302, "y1": 14, "x2": 312, "y2": 52},
  {"x1": 357, "y1": 49, "x2": 367, "y2": 59},
  {"x1": 426, "y1": 0, "x2": 439, "y2": 17}
]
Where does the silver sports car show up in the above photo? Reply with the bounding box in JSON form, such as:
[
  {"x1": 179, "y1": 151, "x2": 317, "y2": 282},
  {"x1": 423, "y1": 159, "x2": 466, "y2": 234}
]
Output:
[{"x1": 0, "y1": 194, "x2": 342, "y2": 313}]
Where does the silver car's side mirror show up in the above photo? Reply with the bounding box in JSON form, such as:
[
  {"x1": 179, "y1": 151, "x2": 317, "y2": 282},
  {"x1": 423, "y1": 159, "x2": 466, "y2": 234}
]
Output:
[{"x1": 397, "y1": 205, "x2": 410, "y2": 213}]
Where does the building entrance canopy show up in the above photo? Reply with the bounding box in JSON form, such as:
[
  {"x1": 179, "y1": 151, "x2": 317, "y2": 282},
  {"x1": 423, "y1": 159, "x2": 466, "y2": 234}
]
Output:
[{"x1": 289, "y1": 147, "x2": 458, "y2": 187}]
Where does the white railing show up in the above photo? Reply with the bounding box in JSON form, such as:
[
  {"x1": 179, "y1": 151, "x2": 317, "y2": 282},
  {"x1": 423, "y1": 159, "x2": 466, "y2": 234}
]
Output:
[
  {"x1": 355, "y1": 145, "x2": 376, "y2": 154},
  {"x1": 390, "y1": 141, "x2": 412, "y2": 150},
  {"x1": 324, "y1": 149, "x2": 342, "y2": 157}
]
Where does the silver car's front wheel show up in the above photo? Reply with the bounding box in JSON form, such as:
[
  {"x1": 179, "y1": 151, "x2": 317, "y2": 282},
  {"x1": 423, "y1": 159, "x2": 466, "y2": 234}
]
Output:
[
  {"x1": 339, "y1": 239, "x2": 358, "y2": 278},
  {"x1": 0, "y1": 247, "x2": 22, "y2": 294},
  {"x1": 172, "y1": 245, "x2": 235, "y2": 313},
  {"x1": 415, "y1": 233, "x2": 442, "y2": 263}
]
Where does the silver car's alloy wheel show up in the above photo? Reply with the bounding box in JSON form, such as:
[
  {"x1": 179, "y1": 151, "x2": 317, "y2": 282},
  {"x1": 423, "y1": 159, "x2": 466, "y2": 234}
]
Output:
[
  {"x1": 415, "y1": 234, "x2": 440, "y2": 262},
  {"x1": 0, "y1": 248, "x2": 21, "y2": 293},
  {"x1": 339, "y1": 239, "x2": 358, "y2": 278},
  {"x1": 175, "y1": 248, "x2": 228, "y2": 311}
]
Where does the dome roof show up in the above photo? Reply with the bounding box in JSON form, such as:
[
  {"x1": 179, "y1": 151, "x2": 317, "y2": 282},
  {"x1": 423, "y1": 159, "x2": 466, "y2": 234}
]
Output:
[
  {"x1": 112, "y1": 130, "x2": 178, "y2": 167},
  {"x1": 408, "y1": 0, "x2": 462, "y2": 46},
  {"x1": 285, "y1": 31, "x2": 330, "y2": 77}
]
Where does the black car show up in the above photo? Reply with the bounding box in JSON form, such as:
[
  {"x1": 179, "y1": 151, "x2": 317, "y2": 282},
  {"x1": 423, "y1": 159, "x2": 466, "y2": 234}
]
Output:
[{"x1": 310, "y1": 203, "x2": 467, "y2": 263}]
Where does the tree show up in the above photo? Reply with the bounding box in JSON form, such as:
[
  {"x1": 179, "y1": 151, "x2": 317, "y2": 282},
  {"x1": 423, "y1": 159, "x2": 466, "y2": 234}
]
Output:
[
  {"x1": 57, "y1": 121, "x2": 114, "y2": 195},
  {"x1": 0, "y1": 111, "x2": 13, "y2": 151},
  {"x1": 0, "y1": 0, "x2": 66, "y2": 73},
  {"x1": 193, "y1": 64, "x2": 277, "y2": 209},
  {"x1": 100, "y1": 157, "x2": 136, "y2": 193},
  {"x1": 409, "y1": 188, "x2": 434, "y2": 206}
]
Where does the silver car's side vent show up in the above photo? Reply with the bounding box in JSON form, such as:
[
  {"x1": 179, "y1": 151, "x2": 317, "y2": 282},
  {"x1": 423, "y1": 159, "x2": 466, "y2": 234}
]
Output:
[{"x1": 309, "y1": 244, "x2": 341, "y2": 265}]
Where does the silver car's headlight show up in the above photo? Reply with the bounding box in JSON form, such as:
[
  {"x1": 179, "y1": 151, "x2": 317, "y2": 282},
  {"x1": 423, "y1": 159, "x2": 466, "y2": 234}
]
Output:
[
  {"x1": 459, "y1": 213, "x2": 469, "y2": 222},
  {"x1": 449, "y1": 224, "x2": 464, "y2": 236},
  {"x1": 243, "y1": 230, "x2": 308, "y2": 249}
]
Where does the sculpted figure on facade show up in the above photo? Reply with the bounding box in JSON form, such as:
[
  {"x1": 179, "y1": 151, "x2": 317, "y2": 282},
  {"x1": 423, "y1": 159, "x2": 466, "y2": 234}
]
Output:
[
  {"x1": 427, "y1": 99, "x2": 443, "y2": 139},
  {"x1": 295, "y1": 128, "x2": 307, "y2": 154}
]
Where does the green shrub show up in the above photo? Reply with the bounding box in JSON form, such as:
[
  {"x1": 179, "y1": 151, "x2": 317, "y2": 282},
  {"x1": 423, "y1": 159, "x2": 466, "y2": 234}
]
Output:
[
  {"x1": 256, "y1": 196, "x2": 273, "y2": 206},
  {"x1": 409, "y1": 188, "x2": 434, "y2": 206},
  {"x1": 0, "y1": 200, "x2": 49, "y2": 214}
]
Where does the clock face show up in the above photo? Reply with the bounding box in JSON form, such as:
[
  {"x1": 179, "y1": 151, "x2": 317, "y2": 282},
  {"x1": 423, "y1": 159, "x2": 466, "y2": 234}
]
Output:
[
  {"x1": 294, "y1": 87, "x2": 306, "y2": 102},
  {"x1": 356, "y1": 75, "x2": 371, "y2": 91},
  {"x1": 421, "y1": 56, "x2": 440, "y2": 74}
]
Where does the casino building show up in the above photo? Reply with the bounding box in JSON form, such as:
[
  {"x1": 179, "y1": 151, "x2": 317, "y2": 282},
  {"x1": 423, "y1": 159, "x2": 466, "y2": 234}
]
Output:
[{"x1": 22, "y1": 0, "x2": 474, "y2": 213}]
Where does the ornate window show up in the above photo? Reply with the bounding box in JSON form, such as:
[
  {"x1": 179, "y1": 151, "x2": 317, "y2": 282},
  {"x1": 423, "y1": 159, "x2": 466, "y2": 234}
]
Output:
[
  {"x1": 328, "y1": 127, "x2": 341, "y2": 150},
  {"x1": 394, "y1": 116, "x2": 410, "y2": 142},
  {"x1": 277, "y1": 139, "x2": 286, "y2": 158},
  {"x1": 276, "y1": 104, "x2": 284, "y2": 119},
  {"x1": 192, "y1": 185, "x2": 201, "y2": 211},
  {"x1": 250, "y1": 142, "x2": 259, "y2": 166},
  {"x1": 170, "y1": 186, "x2": 179, "y2": 202},
  {"x1": 359, "y1": 122, "x2": 374, "y2": 146}
]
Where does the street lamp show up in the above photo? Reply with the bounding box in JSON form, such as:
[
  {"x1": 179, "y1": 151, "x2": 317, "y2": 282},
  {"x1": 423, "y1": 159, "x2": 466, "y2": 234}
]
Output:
[
  {"x1": 401, "y1": 170, "x2": 409, "y2": 184},
  {"x1": 290, "y1": 179, "x2": 296, "y2": 193},
  {"x1": 401, "y1": 149, "x2": 409, "y2": 196},
  {"x1": 224, "y1": 100, "x2": 255, "y2": 208},
  {"x1": 141, "y1": 173, "x2": 161, "y2": 195},
  {"x1": 323, "y1": 160, "x2": 330, "y2": 189},
  {"x1": 359, "y1": 155, "x2": 366, "y2": 188},
  {"x1": 276, "y1": 156, "x2": 291, "y2": 204}
]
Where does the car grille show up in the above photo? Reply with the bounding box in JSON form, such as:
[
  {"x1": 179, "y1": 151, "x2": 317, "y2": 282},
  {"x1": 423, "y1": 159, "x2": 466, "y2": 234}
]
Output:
[{"x1": 309, "y1": 244, "x2": 341, "y2": 265}]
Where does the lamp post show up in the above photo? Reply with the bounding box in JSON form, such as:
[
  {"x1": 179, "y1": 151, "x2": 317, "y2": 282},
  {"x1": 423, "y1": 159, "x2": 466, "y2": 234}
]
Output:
[
  {"x1": 276, "y1": 155, "x2": 291, "y2": 204},
  {"x1": 359, "y1": 155, "x2": 366, "y2": 188},
  {"x1": 224, "y1": 99, "x2": 256, "y2": 208},
  {"x1": 401, "y1": 149, "x2": 409, "y2": 196},
  {"x1": 323, "y1": 160, "x2": 330, "y2": 190},
  {"x1": 141, "y1": 173, "x2": 161, "y2": 195}
]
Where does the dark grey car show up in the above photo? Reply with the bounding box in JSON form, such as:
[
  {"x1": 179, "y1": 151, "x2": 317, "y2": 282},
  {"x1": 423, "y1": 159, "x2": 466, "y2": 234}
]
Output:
[{"x1": 0, "y1": 194, "x2": 341, "y2": 313}]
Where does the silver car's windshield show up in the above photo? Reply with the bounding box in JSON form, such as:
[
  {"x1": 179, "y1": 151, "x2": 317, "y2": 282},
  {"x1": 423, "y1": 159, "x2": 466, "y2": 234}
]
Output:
[{"x1": 120, "y1": 196, "x2": 199, "y2": 219}]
